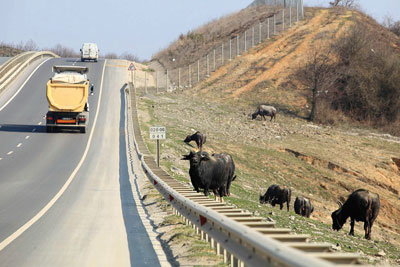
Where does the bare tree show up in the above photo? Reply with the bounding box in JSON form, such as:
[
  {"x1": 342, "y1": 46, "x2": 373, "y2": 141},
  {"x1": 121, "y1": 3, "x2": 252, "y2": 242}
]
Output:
[
  {"x1": 383, "y1": 16, "x2": 400, "y2": 36},
  {"x1": 329, "y1": 0, "x2": 357, "y2": 7},
  {"x1": 296, "y1": 46, "x2": 336, "y2": 121},
  {"x1": 120, "y1": 52, "x2": 141, "y2": 62}
]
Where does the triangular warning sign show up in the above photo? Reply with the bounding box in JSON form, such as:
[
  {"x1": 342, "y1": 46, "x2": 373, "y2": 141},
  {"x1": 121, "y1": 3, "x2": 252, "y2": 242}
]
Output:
[{"x1": 128, "y1": 63, "x2": 136, "y2": 71}]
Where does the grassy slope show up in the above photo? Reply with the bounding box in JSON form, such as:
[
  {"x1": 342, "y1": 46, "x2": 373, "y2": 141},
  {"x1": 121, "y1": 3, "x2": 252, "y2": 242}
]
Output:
[{"x1": 136, "y1": 7, "x2": 400, "y2": 266}]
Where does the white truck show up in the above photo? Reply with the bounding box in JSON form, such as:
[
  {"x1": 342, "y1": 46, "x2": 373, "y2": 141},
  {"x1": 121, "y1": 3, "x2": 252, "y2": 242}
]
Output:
[{"x1": 80, "y1": 43, "x2": 99, "y2": 62}]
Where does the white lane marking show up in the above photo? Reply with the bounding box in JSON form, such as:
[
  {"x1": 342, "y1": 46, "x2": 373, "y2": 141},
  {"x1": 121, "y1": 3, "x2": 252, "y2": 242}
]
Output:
[
  {"x1": 25, "y1": 136, "x2": 30, "y2": 140},
  {"x1": 32, "y1": 128, "x2": 36, "y2": 132},
  {"x1": 0, "y1": 59, "x2": 107, "y2": 251},
  {"x1": 72, "y1": 58, "x2": 79, "y2": 66},
  {"x1": 0, "y1": 58, "x2": 52, "y2": 112},
  {"x1": 0, "y1": 158, "x2": 2, "y2": 161},
  {"x1": 38, "y1": 122, "x2": 42, "y2": 125},
  {"x1": 17, "y1": 143, "x2": 22, "y2": 148},
  {"x1": 7, "y1": 151, "x2": 13, "y2": 155}
]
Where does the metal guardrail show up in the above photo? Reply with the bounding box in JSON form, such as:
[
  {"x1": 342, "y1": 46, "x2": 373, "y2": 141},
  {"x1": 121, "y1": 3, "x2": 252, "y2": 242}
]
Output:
[
  {"x1": 125, "y1": 82, "x2": 362, "y2": 266},
  {"x1": 0, "y1": 51, "x2": 58, "y2": 94}
]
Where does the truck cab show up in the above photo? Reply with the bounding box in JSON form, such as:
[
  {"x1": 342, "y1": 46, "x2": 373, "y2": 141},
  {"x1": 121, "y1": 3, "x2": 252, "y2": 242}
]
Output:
[{"x1": 80, "y1": 43, "x2": 99, "y2": 62}]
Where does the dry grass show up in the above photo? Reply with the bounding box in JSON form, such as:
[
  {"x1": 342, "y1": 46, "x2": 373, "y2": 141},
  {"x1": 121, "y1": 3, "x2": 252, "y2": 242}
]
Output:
[{"x1": 152, "y1": 5, "x2": 281, "y2": 70}]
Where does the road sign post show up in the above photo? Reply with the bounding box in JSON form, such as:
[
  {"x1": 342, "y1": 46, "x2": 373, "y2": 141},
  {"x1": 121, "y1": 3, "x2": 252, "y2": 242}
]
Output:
[
  {"x1": 128, "y1": 63, "x2": 136, "y2": 87},
  {"x1": 149, "y1": 126, "x2": 166, "y2": 167}
]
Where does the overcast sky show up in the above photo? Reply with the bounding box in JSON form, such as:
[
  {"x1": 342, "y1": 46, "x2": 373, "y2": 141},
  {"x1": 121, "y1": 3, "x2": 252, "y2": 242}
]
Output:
[{"x1": 1, "y1": 0, "x2": 399, "y2": 60}]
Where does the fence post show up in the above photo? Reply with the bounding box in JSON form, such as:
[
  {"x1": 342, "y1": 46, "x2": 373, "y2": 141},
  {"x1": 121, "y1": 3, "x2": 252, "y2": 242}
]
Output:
[
  {"x1": 134, "y1": 70, "x2": 137, "y2": 91},
  {"x1": 302, "y1": 0, "x2": 304, "y2": 19},
  {"x1": 267, "y1": 18, "x2": 270, "y2": 39},
  {"x1": 197, "y1": 60, "x2": 200, "y2": 83},
  {"x1": 222, "y1": 43, "x2": 224, "y2": 64},
  {"x1": 259, "y1": 22, "x2": 262, "y2": 43},
  {"x1": 189, "y1": 64, "x2": 192, "y2": 87},
  {"x1": 145, "y1": 71, "x2": 147, "y2": 94},
  {"x1": 237, "y1": 35, "x2": 240, "y2": 56},
  {"x1": 229, "y1": 39, "x2": 232, "y2": 60},
  {"x1": 274, "y1": 14, "x2": 276, "y2": 35},
  {"x1": 166, "y1": 69, "x2": 168, "y2": 91},
  {"x1": 252, "y1": 26, "x2": 255, "y2": 47},
  {"x1": 283, "y1": 9, "x2": 285, "y2": 31},
  {"x1": 206, "y1": 54, "x2": 209, "y2": 77},
  {"x1": 213, "y1": 49, "x2": 216, "y2": 71},
  {"x1": 297, "y1": 0, "x2": 299, "y2": 22},
  {"x1": 178, "y1": 68, "x2": 181, "y2": 88},
  {"x1": 244, "y1": 31, "x2": 247, "y2": 52}
]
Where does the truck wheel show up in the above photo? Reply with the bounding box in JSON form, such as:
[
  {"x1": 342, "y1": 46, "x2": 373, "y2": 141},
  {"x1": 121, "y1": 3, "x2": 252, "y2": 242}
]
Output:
[
  {"x1": 46, "y1": 126, "x2": 53, "y2": 133},
  {"x1": 80, "y1": 127, "x2": 86, "y2": 133}
]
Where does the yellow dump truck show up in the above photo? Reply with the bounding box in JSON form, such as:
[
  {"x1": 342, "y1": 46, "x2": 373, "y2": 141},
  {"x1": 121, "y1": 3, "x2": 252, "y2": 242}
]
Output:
[{"x1": 46, "y1": 66, "x2": 93, "y2": 133}]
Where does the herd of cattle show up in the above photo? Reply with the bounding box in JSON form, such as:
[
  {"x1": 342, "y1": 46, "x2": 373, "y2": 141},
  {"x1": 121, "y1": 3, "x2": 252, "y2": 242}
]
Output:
[{"x1": 181, "y1": 126, "x2": 380, "y2": 240}]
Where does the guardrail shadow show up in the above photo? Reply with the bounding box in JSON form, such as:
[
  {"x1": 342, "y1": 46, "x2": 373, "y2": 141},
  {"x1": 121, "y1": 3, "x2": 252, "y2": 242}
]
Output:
[{"x1": 0, "y1": 124, "x2": 47, "y2": 133}]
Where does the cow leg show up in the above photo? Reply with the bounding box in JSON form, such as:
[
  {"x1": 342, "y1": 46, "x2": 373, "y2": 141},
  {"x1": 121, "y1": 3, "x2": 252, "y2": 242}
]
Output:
[
  {"x1": 364, "y1": 221, "x2": 371, "y2": 240},
  {"x1": 349, "y1": 218, "x2": 355, "y2": 236},
  {"x1": 287, "y1": 201, "x2": 290, "y2": 211},
  {"x1": 280, "y1": 203, "x2": 283, "y2": 210}
]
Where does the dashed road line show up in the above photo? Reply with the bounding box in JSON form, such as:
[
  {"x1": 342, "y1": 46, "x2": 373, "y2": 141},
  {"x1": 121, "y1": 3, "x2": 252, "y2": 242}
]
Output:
[
  {"x1": 17, "y1": 143, "x2": 22, "y2": 148},
  {"x1": 7, "y1": 151, "x2": 13, "y2": 155},
  {"x1": 32, "y1": 128, "x2": 36, "y2": 132},
  {"x1": 0, "y1": 158, "x2": 2, "y2": 161},
  {"x1": 25, "y1": 136, "x2": 30, "y2": 140},
  {"x1": 38, "y1": 122, "x2": 42, "y2": 125}
]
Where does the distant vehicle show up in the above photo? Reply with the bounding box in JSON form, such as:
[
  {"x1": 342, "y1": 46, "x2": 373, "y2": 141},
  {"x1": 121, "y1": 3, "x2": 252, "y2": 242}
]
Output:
[
  {"x1": 46, "y1": 65, "x2": 94, "y2": 133},
  {"x1": 80, "y1": 43, "x2": 98, "y2": 62}
]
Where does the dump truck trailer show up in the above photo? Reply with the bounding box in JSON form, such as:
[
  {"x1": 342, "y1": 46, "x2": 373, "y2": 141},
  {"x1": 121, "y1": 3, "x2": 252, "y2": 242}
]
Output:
[{"x1": 46, "y1": 65, "x2": 93, "y2": 133}]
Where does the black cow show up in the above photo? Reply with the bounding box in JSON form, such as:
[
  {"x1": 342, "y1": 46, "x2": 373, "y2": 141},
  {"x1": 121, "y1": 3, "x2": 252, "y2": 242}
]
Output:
[
  {"x1": 251, "y1": 105, "x2": 277, "y2": 121},
  {"x1": 181, "y1": 151, "x2": 229, "y2": 201},
  {"x1": 184, "y1": 131, "x2": 207, "y2": 150},
  {"x1": 331, "y1": 189, "x2": 380, "y2": 240},
  {"x1": 212, "y1": 152, "x2": 236, "y2": 196},
  {"x1": 294, "y1": 196, "x2": 314, "y2": 218},
  {"x1": 260, "y1": 184, "x2": 291, "y2": 211}
]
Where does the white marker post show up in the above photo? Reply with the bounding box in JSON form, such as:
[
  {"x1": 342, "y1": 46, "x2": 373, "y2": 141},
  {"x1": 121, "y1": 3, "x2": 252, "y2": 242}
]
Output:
[{"x1": 149, "y1": 126, "x2": 166, "y2": 167}]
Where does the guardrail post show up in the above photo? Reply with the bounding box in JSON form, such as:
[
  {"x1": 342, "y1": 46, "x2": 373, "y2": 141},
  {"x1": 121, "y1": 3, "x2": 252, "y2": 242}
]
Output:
[
  {"x1": 297, "y1": 0, "x2": 299, "y2": 22},
  {"x1": 231, "y1": 255, "x2": 238, "y2": 267},
  {"x1": 216, "y1": 242, "x2": 222, "y2": 255},
  {"x1": 259, "y1": 22, "x2": 262, "y2": 43},
  {"x1": 274, "y1": 14, "x2": 276, "y2": 35},
  {"x1": 283, "y1": 9, "x2": 285, "y2": 31},
  {"x1": 290, "y1": 6, "x2": 292, "y2": 27},
  {"x1": 267, "y1": 18, "x2": 270, "y2": 39},
  {"x1": 224, "y1": 250, "x2": 230, "y2": 264},
  {"x1": 302, "y1": 0, "x2": 304, "y2": 19},
  {"x1": 134, "y1": 70, "x2": 137, "y2": 91}
]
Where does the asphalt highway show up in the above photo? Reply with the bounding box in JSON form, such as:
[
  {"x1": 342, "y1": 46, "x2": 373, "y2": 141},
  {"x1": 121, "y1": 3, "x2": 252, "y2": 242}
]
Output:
[{"x1": 0, "y1": 58, "x2": 163, "y2": 266}]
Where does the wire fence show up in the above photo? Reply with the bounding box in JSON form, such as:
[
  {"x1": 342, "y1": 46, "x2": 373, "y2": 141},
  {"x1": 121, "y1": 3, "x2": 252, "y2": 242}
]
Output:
[{"x1": 135, "y1": 0, "x2": 304, "y2": 94}]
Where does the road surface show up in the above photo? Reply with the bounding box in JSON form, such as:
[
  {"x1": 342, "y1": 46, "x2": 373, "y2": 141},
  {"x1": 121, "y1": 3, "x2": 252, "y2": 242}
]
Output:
[{"x1": 0, "y1": 58, "x2": 165, "y2": 266}]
